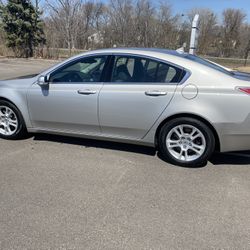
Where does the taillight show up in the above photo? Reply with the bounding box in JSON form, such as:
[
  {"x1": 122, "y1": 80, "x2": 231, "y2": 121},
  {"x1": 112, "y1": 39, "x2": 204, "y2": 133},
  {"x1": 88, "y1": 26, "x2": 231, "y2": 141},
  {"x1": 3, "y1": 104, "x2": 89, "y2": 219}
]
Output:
[{"x1": 238, "y1": 87, "x2": 250, "y2": 95}]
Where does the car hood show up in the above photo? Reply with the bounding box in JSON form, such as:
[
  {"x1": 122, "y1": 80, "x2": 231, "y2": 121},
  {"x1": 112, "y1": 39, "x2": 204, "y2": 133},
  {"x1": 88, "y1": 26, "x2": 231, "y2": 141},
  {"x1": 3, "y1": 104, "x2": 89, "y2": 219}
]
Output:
[{"x1": 0, "y1": 75, "x2": 38, "y2": 89}]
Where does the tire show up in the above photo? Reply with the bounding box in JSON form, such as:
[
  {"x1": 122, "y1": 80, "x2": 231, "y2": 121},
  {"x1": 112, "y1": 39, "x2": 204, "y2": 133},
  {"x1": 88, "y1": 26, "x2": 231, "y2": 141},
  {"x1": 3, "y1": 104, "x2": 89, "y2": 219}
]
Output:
[
  {"x1": 0, "y1": 100, "x2": 27, "y2": 140},
  {"x1": 158, "y1": 117, "x2": 215, "y2": 167}
]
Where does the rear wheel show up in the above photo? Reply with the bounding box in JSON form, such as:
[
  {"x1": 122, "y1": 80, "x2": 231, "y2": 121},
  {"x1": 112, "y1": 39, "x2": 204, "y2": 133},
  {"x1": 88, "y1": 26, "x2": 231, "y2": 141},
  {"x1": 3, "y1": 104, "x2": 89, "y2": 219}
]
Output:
[
  {"x1": 158, "y1": 117, "x2": 215, "y2": 167},
  {"x1": 0, "y1": 100, "x2": 27, "y2": 140}
]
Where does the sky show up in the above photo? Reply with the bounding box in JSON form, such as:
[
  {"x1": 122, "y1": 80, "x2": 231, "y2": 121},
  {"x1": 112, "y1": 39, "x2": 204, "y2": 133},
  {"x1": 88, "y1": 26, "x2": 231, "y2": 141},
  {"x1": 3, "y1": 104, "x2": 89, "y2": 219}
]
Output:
[
  {"x1": 166, "y1": 0, "x2": 250, "y2": 22},
  {"x1": 37, "y1": 0, "x2": 250, "y2": 22}
]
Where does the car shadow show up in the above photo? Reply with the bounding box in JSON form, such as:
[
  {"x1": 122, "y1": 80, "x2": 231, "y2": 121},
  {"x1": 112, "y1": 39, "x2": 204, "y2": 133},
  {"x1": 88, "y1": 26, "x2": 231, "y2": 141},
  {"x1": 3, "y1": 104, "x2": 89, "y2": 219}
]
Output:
[
  {"x1": 32, "y1": 133, "x2": 157, "y2": 156},
  {"x1": 210, "y1": 151, "x2": 250, "y2": 165},
  {"x1": 32, "y1": 134, "x2": 250, "y2": 166}
]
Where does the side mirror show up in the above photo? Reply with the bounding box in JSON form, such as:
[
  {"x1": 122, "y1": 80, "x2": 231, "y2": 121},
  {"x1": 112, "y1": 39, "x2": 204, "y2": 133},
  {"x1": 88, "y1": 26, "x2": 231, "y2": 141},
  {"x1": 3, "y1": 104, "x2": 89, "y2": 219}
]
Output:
[{"x1": 37, "y1": 75, "x2": 49, "y2": 87}]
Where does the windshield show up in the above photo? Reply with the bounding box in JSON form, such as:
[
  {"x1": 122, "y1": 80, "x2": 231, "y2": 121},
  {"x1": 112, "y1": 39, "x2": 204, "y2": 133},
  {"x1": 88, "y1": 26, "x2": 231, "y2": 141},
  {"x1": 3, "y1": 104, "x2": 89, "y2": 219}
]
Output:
[{"x1": 185, "y1": 54, "x2": 234, "y2": 76}]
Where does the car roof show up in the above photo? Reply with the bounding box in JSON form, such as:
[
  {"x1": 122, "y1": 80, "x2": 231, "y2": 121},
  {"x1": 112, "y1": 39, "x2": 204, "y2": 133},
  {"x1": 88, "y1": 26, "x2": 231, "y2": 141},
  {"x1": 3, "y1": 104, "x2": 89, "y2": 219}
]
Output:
[
  {"x1": 82, "y1": 47, "x2": 187, "y2": 58},
  {"x1": 77, "y1": 47, "x2": 193, "y2": 70}
]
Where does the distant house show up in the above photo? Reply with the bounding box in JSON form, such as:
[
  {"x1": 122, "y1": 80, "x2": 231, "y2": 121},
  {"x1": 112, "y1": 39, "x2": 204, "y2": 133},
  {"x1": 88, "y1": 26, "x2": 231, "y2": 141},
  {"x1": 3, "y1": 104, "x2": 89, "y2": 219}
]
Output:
[{"x1": 87, "y1": 32, "x2": 104, "y2": 47}]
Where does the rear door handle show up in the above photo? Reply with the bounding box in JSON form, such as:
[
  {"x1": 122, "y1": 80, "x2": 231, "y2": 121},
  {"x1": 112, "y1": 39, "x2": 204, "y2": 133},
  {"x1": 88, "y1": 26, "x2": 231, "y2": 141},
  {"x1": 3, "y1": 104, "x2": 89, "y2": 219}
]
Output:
[
  {"x1": 77, "y1": 89, "x2": 97, "y2": 95},
  {"x1": 145, "y1": 91, "x2": 167, "y2": 96}
]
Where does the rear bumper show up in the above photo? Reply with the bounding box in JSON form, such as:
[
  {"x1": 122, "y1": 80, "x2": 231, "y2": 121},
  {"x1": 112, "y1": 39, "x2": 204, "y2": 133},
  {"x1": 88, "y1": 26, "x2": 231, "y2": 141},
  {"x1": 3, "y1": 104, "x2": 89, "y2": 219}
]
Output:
[
  {"x1": 217, "y1": 120, "x2": 250, "y2": 152},
  {"x1": 220, "y1": 134, "x2": 250, "y2": 152}
]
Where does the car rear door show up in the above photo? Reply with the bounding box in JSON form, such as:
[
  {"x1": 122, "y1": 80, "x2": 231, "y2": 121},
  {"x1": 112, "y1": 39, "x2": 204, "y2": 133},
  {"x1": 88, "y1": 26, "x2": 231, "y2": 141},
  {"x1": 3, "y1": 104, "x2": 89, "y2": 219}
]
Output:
[
  {"x1": 27, "y1": 55, "x2": 109, "y2": 135},
  {"x1": 98, "y1": 54, "x2": 185, "y2": 139}
]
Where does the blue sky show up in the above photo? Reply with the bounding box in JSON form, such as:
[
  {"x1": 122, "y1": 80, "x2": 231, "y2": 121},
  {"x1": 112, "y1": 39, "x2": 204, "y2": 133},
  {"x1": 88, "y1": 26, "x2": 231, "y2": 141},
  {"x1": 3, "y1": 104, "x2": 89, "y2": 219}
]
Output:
[
  {"x1": 38, "y1": 0, "x2": 250, "y2": 22},
  {"x1": 166, "y1": 0, "x2": 250, "y2": 22}
]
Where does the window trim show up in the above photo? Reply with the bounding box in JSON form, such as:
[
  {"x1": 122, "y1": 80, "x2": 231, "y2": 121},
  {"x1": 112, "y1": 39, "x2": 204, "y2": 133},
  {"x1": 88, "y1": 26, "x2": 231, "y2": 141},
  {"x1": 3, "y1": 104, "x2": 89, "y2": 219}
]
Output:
[
  {"x1": 46, "y1": 54, "x2": 111, "y2": 84},
  {"x1": 105, "y1": 53, "x2": 191, "y2": 85}
]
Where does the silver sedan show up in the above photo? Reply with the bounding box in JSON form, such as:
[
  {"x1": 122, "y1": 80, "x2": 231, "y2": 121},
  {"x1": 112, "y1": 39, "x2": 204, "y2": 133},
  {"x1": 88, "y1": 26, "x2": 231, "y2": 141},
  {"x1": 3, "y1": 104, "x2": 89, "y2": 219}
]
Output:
[{"x1": 1, "y1": 48, "x2": 250, "y2": 167}]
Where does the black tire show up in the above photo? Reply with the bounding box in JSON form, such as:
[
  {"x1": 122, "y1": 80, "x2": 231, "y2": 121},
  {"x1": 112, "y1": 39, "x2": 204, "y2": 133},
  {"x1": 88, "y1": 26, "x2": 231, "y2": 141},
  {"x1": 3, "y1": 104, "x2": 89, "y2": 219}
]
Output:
[
  {"x1": 0, "y1": 100, "x2": 27, "y2": 140},
  {"x1": 158, "y1": 117, "x2": 215, "y2": 167}
]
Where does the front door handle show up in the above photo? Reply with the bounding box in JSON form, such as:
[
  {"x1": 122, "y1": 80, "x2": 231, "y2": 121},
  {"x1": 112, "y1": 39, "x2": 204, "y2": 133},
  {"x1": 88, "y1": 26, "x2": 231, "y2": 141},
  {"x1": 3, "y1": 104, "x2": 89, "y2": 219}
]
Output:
[
  {"x1": 77, "y1": 89, "x2": 97, "y2": 95},
  {"x1": 145, "y1": 91, "x2": 167, "y2": 96}
]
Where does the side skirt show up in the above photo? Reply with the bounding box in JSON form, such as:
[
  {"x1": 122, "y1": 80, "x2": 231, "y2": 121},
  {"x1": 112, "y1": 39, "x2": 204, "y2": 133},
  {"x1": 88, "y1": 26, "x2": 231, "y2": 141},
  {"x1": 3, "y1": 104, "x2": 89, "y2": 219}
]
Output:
[{"x1": 27, "y1": 127, "x2": 155, "y2": 148}]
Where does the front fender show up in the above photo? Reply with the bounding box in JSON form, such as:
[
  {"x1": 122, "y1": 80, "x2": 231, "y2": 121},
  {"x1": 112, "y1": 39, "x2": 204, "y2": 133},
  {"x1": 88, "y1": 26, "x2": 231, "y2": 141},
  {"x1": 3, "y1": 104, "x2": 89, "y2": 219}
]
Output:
[{"x1": 0, "y1": 87, "x2": 32, "y2": 128}]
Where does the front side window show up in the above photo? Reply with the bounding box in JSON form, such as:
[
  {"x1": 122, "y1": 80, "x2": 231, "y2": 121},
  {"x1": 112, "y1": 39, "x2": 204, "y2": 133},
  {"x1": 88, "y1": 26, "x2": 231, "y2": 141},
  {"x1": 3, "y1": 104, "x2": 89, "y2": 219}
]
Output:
[
  {"x1": 111, "y1": 55, "x2": 184, "y2": 83},
  {"x1": 49, "y1": 56, "x2": 108, "y2": 83}
]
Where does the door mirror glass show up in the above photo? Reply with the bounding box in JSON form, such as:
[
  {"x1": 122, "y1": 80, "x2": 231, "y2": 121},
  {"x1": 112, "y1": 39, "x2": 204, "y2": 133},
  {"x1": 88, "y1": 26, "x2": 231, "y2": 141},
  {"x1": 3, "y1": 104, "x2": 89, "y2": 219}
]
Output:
[{"x1": 37, "y1": 75, "x2": 49, "y2": 86}]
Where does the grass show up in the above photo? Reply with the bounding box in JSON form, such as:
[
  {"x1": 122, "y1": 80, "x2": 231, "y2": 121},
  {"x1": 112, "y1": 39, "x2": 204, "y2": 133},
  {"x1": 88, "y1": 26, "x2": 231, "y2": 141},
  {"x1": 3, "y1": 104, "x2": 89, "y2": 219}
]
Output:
[{"x1": 236, "y1": 66, "x2": 250, "y2": 73}]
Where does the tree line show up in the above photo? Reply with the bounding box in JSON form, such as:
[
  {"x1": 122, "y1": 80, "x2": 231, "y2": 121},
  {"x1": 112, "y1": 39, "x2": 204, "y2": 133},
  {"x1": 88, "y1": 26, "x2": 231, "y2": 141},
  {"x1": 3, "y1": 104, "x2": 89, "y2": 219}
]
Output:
[{"x1": 0, "y1": 0, "x2": 250, "y2": 59}]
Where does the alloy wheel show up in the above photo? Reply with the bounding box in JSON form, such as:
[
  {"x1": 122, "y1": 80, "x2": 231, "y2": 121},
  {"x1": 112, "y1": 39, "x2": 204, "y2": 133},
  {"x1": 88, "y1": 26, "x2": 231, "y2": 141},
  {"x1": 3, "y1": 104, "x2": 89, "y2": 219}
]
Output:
[
  {"x1": 0, "y1": 106, "x2": 19, "y2": 136},
  {"x1": 166, "y1": 124, "x2": 206, "y2": 162}
]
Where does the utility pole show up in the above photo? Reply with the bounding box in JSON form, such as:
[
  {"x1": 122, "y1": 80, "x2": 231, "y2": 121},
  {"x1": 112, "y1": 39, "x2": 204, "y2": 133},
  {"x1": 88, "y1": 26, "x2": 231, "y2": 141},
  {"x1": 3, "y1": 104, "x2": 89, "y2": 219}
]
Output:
[{"x1": 189, "y1": 14, "x2": 200, "y2": 55}]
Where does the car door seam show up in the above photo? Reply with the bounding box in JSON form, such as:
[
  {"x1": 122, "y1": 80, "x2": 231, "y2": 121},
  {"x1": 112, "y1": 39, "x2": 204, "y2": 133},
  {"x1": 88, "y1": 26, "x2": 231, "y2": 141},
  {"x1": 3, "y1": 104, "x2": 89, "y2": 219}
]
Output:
[
  {"x1": 97, "y1": 82, "x2": 105, "y2": 133},
  {"x1": 141, "y1": 83, "x2": 180, "y2": 140}
]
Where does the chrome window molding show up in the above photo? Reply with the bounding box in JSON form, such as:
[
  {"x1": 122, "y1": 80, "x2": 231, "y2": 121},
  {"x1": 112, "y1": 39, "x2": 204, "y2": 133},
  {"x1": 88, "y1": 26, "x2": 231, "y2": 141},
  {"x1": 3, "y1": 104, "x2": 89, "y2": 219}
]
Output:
[
  {"x1": 36, "y1": 52, "x2": 191, "y2": 86},
  {"x1": 41, "y1": 53, "x2": 111, "y2": 84}
]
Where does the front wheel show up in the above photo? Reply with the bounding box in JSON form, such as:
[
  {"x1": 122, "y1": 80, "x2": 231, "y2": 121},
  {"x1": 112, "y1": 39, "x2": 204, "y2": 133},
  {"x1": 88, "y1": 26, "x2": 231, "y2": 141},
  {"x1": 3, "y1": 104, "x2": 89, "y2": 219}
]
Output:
[
  {"x1": 158, "y1": 118, "x2": 215, "y2": 167},
  {"x1": 0, "y1": 101, "x2": 27, "y2": 140}
]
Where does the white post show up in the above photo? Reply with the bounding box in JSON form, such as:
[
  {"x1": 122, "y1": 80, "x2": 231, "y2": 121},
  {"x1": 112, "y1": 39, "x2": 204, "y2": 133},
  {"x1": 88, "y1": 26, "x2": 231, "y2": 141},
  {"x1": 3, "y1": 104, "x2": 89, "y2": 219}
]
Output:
[{"x1": 189, "y1": 14, "x2": 200, "y2": 55}]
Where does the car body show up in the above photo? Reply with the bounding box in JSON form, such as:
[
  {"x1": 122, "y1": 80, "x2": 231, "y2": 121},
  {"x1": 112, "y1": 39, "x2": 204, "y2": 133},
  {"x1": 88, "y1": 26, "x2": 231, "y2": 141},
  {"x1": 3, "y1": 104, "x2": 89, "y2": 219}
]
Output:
[{"x1": 1, "y1": 48, "x2": 250, "y2": 166}]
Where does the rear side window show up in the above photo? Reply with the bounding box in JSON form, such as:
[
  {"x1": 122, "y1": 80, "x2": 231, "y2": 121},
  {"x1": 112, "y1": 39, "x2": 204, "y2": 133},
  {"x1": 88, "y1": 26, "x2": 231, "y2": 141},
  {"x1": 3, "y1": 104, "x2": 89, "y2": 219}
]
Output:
[{"x1": 111, "y1": 55, "x2": 185, "y2": 84}]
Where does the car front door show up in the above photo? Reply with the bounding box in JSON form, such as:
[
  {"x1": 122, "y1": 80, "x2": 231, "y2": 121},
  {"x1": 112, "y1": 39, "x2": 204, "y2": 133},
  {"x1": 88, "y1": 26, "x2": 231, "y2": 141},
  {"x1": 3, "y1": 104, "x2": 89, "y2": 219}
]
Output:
[
  {"x1": 27, "y1": 55, "x2": 109, "y2": 135},
  {"x1": 99, "y1": 55, "x2": 185, "y2": 139}
]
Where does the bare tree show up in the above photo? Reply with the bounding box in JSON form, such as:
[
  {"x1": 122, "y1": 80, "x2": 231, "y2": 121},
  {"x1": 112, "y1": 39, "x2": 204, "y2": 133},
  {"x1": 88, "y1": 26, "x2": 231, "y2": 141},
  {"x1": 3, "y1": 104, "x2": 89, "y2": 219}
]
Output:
[
  {"x1": 46, "y1": 0, "x2": 81, "y2": 55},
  {"x1": 40, "y1": 0, "x2": 250, "y2": 58},
  {"x1": 244, "y1": 39, "x2": 250, "y2": 65},
  {"x1": 108, "y1": 0, "x2": 134, "y2": 46},
  {"x1": 222, "y1": 9, "x2": 246, "y2": 57},
  {"x1": 78, "y1": 1, "x2": 105, "y2": 49},
  {"x1": 239, "y1": 24, "x2": 250, "y2": 65},
  {"x1": 133, "y1": 0, "x2": 155, "y2": 47},
  {"x1": 157, "y1": 3, "x2": 181, "y2": 49}
]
